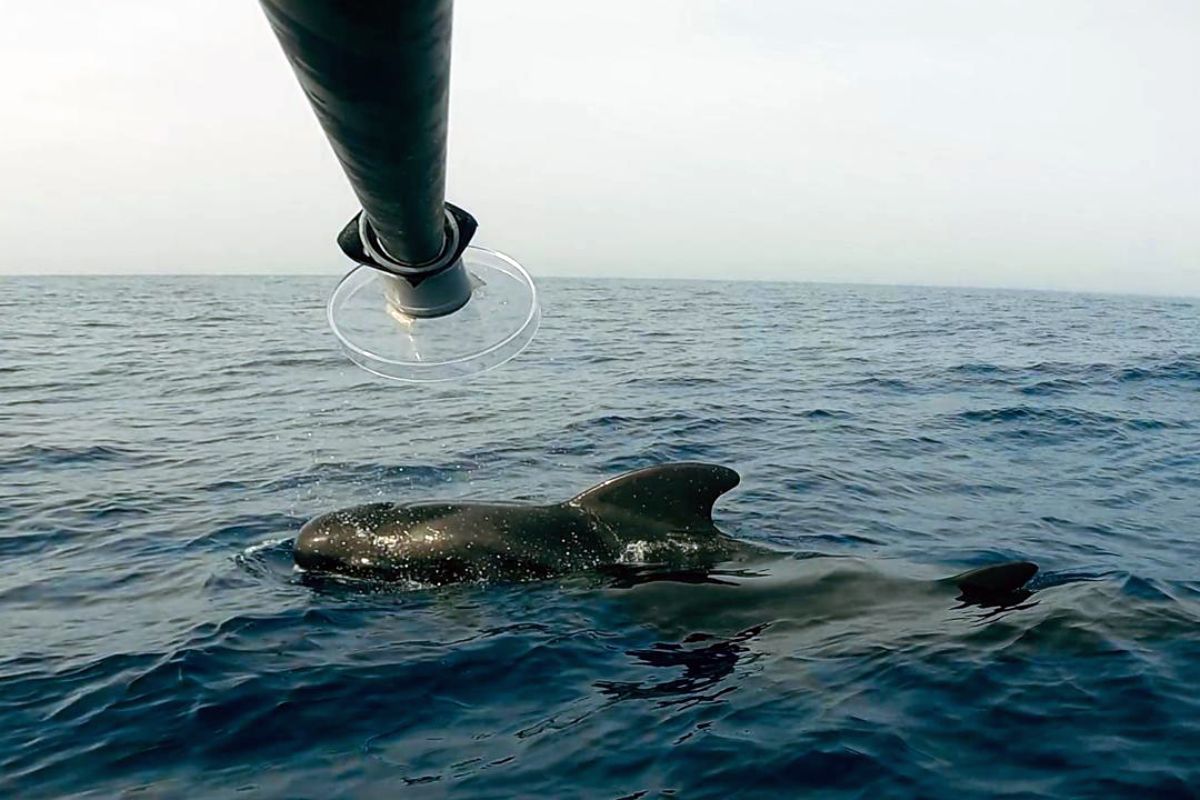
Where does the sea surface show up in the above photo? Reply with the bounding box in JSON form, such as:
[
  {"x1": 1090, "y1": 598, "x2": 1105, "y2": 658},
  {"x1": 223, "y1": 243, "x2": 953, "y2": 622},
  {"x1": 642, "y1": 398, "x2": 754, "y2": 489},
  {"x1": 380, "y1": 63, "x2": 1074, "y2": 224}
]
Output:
[{"x1": 3, "y1": 276, "x2": 1199, "y2": 799}]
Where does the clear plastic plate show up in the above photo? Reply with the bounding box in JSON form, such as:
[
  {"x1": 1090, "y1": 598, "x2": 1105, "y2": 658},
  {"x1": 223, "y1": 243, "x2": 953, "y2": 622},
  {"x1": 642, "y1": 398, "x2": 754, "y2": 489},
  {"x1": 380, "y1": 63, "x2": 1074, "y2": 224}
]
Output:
[{"x1": 327, "y1": 247, "x2": 540, "y2": 382}]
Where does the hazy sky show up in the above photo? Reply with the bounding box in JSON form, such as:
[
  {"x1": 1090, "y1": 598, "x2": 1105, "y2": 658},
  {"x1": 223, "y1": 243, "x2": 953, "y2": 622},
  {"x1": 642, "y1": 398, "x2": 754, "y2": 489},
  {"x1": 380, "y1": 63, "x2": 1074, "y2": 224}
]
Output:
[{"x1": 3, "y1": 1, "x2": 1198, "y2": 295}]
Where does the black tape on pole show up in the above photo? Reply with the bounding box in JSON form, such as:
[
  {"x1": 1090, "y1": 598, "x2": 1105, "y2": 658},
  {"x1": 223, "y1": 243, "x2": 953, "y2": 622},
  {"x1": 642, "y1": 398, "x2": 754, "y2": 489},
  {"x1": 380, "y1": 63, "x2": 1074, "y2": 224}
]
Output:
[{"x1": 260, "y1": 0, "x2": 454, "y2": 265}]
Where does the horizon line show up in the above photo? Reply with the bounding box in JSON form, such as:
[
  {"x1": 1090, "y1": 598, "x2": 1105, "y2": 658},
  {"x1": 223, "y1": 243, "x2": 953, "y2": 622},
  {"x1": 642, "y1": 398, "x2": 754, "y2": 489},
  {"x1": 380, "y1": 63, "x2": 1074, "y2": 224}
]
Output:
[{"x1": 3, "y1": 271, "x2": 1197, "y2": 302}]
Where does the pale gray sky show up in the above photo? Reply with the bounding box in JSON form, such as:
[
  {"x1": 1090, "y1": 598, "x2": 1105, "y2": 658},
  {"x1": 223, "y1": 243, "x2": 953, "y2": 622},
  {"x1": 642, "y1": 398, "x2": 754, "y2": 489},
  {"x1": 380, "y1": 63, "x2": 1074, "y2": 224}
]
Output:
[{"x1": 3, "y1": 1, "x2": 1198, "y2": 295}]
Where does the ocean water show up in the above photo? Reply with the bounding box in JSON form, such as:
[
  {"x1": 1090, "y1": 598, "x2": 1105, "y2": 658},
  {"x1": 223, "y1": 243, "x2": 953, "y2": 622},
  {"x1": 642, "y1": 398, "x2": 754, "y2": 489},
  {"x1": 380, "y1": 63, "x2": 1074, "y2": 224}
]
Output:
[{"x1": 3, "y1": 276, "x2": 1200, "y2": 799}]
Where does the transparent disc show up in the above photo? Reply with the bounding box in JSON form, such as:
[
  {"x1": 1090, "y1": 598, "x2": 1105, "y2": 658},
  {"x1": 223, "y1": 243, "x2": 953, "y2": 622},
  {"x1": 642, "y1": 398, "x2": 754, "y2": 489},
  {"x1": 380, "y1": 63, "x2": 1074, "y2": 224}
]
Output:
[{"x1": 328, "y1": 247, "x2": 540, "y2": 382}]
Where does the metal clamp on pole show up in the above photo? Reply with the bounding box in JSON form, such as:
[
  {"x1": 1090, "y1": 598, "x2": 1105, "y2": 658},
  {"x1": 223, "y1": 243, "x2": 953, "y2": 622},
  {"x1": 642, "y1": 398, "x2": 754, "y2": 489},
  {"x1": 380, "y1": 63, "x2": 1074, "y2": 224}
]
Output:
[
  {"x1": 260, "y1": 0, "x2": 539, "y2": 380},
  {"x1": 337, "y1": 203, "x2": 479, "y2": 317}
]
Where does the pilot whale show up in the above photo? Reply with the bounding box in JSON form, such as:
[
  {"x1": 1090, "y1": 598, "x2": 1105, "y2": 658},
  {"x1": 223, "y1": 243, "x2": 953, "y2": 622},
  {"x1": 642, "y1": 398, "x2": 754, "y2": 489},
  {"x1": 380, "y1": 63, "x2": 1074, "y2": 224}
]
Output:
[
  {"x1": 295, "y1": 462, "x2": 745, "y2": 584},
  {"x1": 294, "y1": 462, "x2": 1038, "y2": 601}
]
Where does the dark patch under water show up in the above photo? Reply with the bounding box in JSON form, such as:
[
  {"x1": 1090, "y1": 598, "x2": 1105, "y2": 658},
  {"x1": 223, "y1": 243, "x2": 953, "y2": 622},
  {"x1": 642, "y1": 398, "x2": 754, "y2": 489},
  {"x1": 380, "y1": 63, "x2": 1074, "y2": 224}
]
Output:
[{"x1": 2, "y1": 277, "x2": 1199, "y2": 798}]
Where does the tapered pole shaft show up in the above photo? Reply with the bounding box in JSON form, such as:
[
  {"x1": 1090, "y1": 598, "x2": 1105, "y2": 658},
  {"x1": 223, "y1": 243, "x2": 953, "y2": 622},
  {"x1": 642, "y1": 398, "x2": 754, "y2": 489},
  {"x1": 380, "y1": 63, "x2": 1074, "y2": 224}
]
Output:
[{"x1": 260, "y1": 0, "x2": 453, "y2": 265}]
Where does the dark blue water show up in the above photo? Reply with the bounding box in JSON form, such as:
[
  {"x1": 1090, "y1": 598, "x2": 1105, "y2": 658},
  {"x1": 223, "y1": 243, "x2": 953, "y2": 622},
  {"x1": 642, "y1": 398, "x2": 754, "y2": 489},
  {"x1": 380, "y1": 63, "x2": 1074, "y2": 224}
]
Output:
[{"x1": 3, "y1": 277, "x2": 1200, "y2": 798}]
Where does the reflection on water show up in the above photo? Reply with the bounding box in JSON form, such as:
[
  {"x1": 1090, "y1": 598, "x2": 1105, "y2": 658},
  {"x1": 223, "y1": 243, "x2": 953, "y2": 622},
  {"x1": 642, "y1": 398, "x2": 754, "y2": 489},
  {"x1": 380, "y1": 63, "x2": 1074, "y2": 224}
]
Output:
[
  {"x1": 598, "y1": 624, "x2": 769, "y2": 705},
  {"x1": 597, "y1": 563, "x2": 763, "y2": 588}
]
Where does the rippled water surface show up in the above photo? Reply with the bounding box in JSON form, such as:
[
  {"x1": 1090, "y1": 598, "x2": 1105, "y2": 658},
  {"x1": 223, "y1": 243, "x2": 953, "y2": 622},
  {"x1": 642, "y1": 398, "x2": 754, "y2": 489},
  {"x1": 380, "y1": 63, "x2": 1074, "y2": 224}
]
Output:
[{"x1": 3, "y1": 277, "x2": 1200, "y2": 798}]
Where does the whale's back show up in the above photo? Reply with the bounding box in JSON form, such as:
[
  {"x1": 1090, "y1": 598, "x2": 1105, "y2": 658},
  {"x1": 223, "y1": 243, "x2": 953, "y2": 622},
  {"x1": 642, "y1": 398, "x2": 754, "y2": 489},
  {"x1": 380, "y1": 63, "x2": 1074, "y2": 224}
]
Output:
[{"x1": 294, "y1": 500, "x2": 609, "y2": 583}]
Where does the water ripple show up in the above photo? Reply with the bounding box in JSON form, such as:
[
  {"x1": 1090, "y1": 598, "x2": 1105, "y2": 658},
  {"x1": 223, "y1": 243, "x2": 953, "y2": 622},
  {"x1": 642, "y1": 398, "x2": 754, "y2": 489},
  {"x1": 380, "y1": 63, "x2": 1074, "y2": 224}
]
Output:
[{"x1": 1, "y1": 278, "x2": 1198, "y2": 797}]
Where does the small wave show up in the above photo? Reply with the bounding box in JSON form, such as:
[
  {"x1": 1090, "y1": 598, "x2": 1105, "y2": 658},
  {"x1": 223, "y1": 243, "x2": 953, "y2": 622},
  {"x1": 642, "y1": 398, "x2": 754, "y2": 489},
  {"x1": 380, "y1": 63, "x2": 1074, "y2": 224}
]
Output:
[
  {"x1": 948, "y1": 355, "x2": 1200, "y2": 388},
  {"x1": 1113, "y1": 355, "x2": 1200, "y2": 384},
  {"x1": 187, "y1": 513, "x2": 303, "y2": 551},
  {"x1": 567, "y1": 412, "x2": 696, "y2": 433},
  {"x1": 240, "y1": 536, "x2": 293, "y2": 557},
  {"x1": 1017, "y1": 378, "x2": 1087, "y2": 396},
  {"x1": 839, "y1": 377, "x2": 914, "y2": 391},
  {"x1": 224, "y1": 354, "x2": 344, "y2": 372},
  {"x1": 257, "y1": 461, "x2": 475, "y2": 494},
  {"x1": 0, "y1": 443, "x2": 139, "y2": 474},
  {"x1": 955, "y1": 406, "x2": 1115, "y2": 425},
  {"x1": 628, "y1": 376, "x2": 722, "y2": 388},
  {"x1": 798, "y1": 408, "x2": 855, "y2": 419},
  {"x1": 950, "y1": 362, "x2": 1007, "y2": 375},
  {"x1": 230, "y1": 538, "x2": 298, "y2": 584},
  {"x1": 948, "y1": 405, "x2": 1175, "y2": 432}
]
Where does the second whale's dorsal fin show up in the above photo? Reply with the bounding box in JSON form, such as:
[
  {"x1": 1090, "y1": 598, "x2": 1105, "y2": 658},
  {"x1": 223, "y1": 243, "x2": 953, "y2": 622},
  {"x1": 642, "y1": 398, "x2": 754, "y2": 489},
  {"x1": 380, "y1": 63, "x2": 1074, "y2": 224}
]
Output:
[{"x1": 567, "y1": 462, "x2": 740, "y2": 531}]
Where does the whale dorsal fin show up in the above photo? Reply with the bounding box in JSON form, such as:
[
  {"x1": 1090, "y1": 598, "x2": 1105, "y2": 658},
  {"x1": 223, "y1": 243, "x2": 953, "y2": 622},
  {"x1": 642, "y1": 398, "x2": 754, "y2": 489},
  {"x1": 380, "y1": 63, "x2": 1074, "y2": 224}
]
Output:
[{"x1": 568, "y1": 463, "x2": 740, "y2": 531}]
